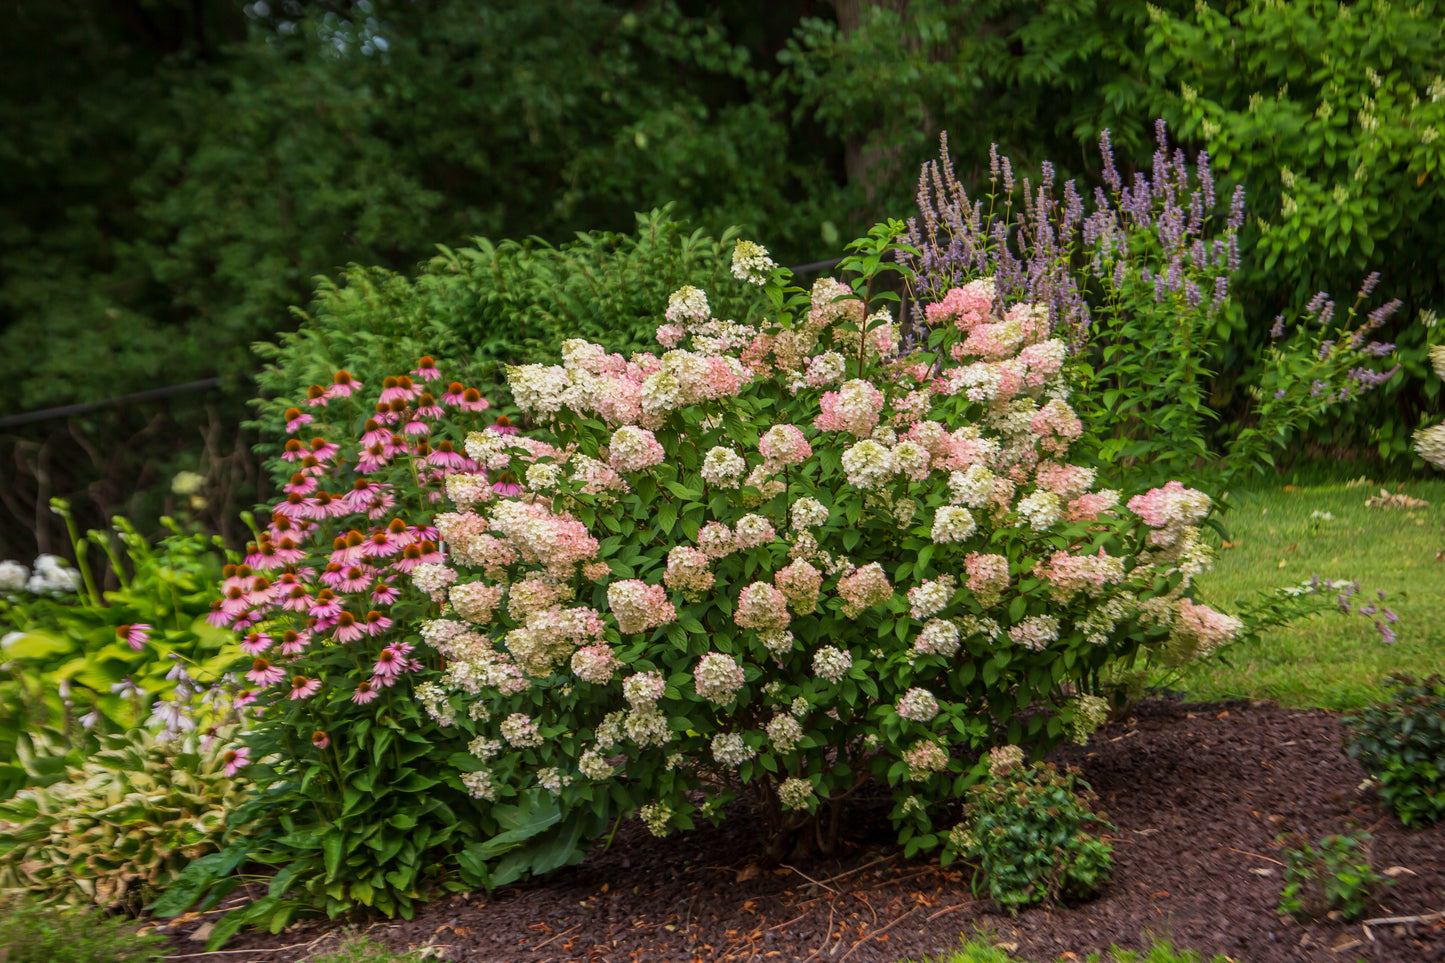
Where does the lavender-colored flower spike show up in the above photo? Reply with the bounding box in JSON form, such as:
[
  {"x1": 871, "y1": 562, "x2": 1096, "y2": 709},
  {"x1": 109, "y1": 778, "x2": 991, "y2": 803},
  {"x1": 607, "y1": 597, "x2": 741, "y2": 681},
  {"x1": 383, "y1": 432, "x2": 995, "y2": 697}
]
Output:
[{"x1": 1358, "y1": 271, "x2": 1381, "y2": 298}]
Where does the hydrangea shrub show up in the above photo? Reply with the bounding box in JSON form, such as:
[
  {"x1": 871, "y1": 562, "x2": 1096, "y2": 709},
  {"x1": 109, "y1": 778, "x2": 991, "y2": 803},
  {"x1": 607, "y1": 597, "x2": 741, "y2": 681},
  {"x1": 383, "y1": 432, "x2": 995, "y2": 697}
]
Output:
[{"x1": 414, "y1": 234, "x2": 1250, "y2": 860}]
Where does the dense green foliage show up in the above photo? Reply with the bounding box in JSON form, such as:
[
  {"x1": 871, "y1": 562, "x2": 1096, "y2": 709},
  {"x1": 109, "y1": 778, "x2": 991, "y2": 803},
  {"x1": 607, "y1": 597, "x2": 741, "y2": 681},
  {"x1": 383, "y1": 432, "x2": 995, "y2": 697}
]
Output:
[
  {"x1": 943, "y1": 752, "x2": 1113, "y2": 911},
  {"x1": 0, "y1": 509, "x2": 238, "y2": 797},
  {"x1": 1277, "y1": 832, "x2": 1389, "y2": 922},
  {"x1": 1343, "y1": 674, "x2": 1445, "y2": 826},
  {"x1": 250, "y1": 208, "x2": 770, "y2": 483}
]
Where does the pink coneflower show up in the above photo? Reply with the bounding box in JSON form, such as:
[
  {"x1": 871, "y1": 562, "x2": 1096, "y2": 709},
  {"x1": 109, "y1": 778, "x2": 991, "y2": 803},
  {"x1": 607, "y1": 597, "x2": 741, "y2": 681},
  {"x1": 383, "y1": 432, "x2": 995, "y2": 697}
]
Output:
[
  {"x1": 441, "y1": 382, "x2": 466, "y2": 406},
  {"x1": 325, "y1": 369, "x2": 363, "y2": 399},
  {"x1": 337, "y1": 564, "x2": 375, "y2": 594},
  {"x1": 288, "y1": 675, "x2": 321, "y2": 700},
  {"x1": 487, "y1": 416, "x2": 517, "y2": 435},
  {"x1": 305, "y1": 384, "x2": 329, "y2": 408},
  {"x1": 304, "y1": 491, "x2": 348, "y2": 520},
  {"x1": 282, "y1": 471, "x2": 317, "y2": 496},
  {"x1": 491, "y1": 471, "x2": 524, "y2": 496},
  {"x1": 281, "y1": 583, "x2": 313, "y2": 612},
  {"x1": 205, "y1": 601, "x2": 235, "y2": 629},
  {"x1": 427, "y1": 440, "x2": 468, "y2": 470},
  {"x1": 378, "y1": 375, "x2": 419, "y2": 405},
  {"x1": 403, "y1": 418, "x2": 430, "y2": 436},
  {"x1": 283, "y1": 407, "x2": 314, "y2": 433},
  {"x1": 390, "y1": 541, "x2": 442, "y2": 573},
  {"x1": 243, "y1": 576, "x2": 276, "y2": 607},
  {"x1": 460, "y1": 388, "x2": 490, "y2": 413},
  {"x1": 351, "y1": 680, "x2": 379, "y2": 704},
  {"x1": 278, "y1": 629, "x2": 310, "y2": 656},
  {"x1": 271, "y1": 535, "x2": 306, "y2": 565},
  {"x1": 362, "y1": 529, "x2": 402, "y2": 558},
  {"x1": 383, "y1": 432, "x2": 410, "y2": 458},
  {"x1": 246, "y1": 539, "x2": 283, "y2": 571},
  {"x1": 219, "y1": 585, "x2": 252, "y2": 616},
  {"x1": 328, "y1": 530, "x2": 368, "y2": 565},
  {"x1": 240, "y1": 632, "x2": 273, "y2": 656},
  {"x1": 371, "y1": 645, "x2": 405, "y2": 680},
  {"x1": 364, "y1": 490, "x2": 397, "y2": 520},
  {"x1": 221, "y1": 745, "x2": 251, "y2": 777},
  {"x1": 361, "y1": 609, "x2": 393, "y2": 636},
  {"x1": 342, "y1": 479, "x2": 385, "y2": 513},
  {"x1": 281, "y1": 438, "x2": 307, "y2": 462},
  {"x1": 233, "y1": 688, "x2": 258, "y2": 711},
  {"x1": 309, "y1": 588, "x2": 343, "y2": 619},
  {"x1": 246, "y1": 657, "x2": 285, "y2": 686},
  {"x1": 412, "y1": 356, "x2": 442, "y2": 382},
  {"x1": 309, "y1": 436, "x2": 340, "y2": 463},
  {"x1": 415, "y1": 392, "x2": 444, "y2": 419},
  {"x1": 312, "y1": 730, "x2": 330, "y2": 749},
  {"x1": 116, "y1": 623, "x2": 150, "y2": 651},
  {"x1": 274, "y1": 491, "x2": 309, "y2": 519},
  {"x1": 332, "y1": 611, "x2": 364, "y2": 643},
  {"x1": 371, "y1": 578, "x2": 400, "y2": 605},
  {"x1": 357, "y1": 443, "x2": 389, "y2": 473},
  {"x1": 358, "y1": 417, "x2": 390, "y2": 448}
]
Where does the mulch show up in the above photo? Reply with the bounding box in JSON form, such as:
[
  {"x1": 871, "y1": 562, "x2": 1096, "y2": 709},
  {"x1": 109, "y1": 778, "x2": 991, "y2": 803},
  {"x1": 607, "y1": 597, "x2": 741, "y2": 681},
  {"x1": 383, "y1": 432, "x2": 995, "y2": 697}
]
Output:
[{"x1": 158, "y1": 699, "x2": 1445, "y2": 963}]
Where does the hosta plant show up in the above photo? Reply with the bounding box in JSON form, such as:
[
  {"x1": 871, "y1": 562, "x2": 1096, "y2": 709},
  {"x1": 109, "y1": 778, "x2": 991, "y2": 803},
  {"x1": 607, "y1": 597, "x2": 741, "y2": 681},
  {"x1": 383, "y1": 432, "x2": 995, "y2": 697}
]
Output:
[
  {"x1": 408, "y1": 231, "x2": 1260, "y2": 865},
  {"x1": 0, "y1": 506, "x2": 239, "y2": 797},
  {"x1": 0, "y1": 723, "x2": 250, "y2": 911}
]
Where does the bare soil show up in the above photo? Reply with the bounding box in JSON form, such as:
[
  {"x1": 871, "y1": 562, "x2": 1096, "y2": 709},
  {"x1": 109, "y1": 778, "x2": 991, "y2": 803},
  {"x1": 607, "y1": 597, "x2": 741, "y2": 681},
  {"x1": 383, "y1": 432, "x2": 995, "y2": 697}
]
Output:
[{"x1": 161, "y1": 699, "x2": 1445, "y2": 962}]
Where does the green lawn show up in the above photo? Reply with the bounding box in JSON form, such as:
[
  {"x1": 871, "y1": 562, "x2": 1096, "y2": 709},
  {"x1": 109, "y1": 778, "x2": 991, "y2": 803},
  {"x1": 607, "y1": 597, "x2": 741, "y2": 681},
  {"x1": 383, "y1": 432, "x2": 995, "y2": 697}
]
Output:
[{"x1": 1177, "y1": 476, "x2": 1444, "y2": 710}]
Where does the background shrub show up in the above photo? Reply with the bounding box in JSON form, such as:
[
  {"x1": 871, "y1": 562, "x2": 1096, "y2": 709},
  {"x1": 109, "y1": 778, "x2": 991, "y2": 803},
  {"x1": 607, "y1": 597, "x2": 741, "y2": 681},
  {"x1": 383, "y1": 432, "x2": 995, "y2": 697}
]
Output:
[
  {"x1": 1343, "y1": 674, "x2": 1445, "y2": 826},
  {"x1": 249, "y1": 207, "x2": 770, "y2": 485}
]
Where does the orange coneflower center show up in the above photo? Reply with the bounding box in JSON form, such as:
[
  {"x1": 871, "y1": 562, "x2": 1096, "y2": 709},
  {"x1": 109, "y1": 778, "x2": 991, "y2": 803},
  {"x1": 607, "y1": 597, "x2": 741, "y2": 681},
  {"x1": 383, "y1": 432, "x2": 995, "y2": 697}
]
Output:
[
  {"x1": 336, "y1": 612, "x2": 355, "y2": 627},
  {"x1": 388, "y1": 519, "x2": 407, "y2": 535},
  {"x1": 493, "y1": 413, "x2": 510, "y2": 426},
  {"x1": 306, "y1": 385, "x2": 326, "y2": 400},
  {"x1": 334, "y1": 370, "x2": 354, "y2": 385},
  {"x1": 236, "y1": 564, "x2": 253, "y2": 578},
  {"x1": 382, "y1": 376, "x2": 399, "y2": 389},
  {"x1": 447, "y1": 382, "x2": 464, "y2": 394},
  {"x1": 345, "y1": 530, "x2": 364, "y2": 547},
  {"x1": 310, "y1": 437, "x2": 329, "y2": 452},
  {"x1": 436, "y1": 440, "x2": 456, "y2": 453},
  {"x1": 397, "y1": 376, "x2": 414, "y2": 390},
  {"x1": 284, "y1": 439, "x2": 304, "y2": 454},
  {"x1": 365, "y1": 611, "x2": 384, "y2": 625}
]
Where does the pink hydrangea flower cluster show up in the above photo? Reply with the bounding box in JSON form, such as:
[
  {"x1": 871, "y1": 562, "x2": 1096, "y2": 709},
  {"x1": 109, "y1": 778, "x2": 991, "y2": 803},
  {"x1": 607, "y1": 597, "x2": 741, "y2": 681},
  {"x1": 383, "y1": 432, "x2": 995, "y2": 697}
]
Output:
[
  {"x1": 836, "y1": 563, "x2": 892, "y2": 619},
  {"x1": 1033, "y1": 550, "x2": 1126, "y2": 601},
  {"x1": 1127, "y1": 481, "x2": 1213, "y2": 547},
  {"x1": 735, "y1": 582, "x2": 791, "y2": 631},
  {"x1": 694, "y1": 652, "x2": 746, "y2": 704}
]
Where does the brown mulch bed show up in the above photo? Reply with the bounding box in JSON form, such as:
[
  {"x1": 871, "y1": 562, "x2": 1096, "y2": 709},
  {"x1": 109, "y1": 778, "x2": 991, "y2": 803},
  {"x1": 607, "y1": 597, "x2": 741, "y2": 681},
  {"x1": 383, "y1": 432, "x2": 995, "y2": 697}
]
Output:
[{"x1": 160, "y1": 699, "x2": 1445, "y2": 962}]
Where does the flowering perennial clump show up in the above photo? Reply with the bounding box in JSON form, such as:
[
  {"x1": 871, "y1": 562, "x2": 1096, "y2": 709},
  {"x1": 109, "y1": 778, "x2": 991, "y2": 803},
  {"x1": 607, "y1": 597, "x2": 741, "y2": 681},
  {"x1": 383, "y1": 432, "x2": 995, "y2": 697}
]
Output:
[{"x1": 408, "y1": 233, "x2": 1263, "y2": 862}]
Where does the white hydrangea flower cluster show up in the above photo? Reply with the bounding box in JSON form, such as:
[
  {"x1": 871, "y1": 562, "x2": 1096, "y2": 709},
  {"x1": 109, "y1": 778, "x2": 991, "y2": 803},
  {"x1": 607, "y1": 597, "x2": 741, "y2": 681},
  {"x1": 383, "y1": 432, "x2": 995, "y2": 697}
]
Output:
[
  {"x1": 665, "y1": 285, "x2": 711, "y2": 325},
  {"x1": 711, "y1": 731, "x2": 756, "y2": 766},
  {"x1": 931, "y1": 505, "x2": 977, "y2": 543},
  {"x1": 461, "y1": 770, "x2": 497, "y2": 800},
  {"x1": 1069, "y1": 694, "x2": 1111, "y2": 745},
  {"x1": 913, "y1": 618, "x2": 962, "y2": 657},
  {"x1": 777, "y1": 777, "x2": 815, "y2": 810},
  {"x1": 841, "y1": 439, "x2": 897, "y2": 490},
  {"x1": 907, "y1": 574, "x2": 955, "y2": 619},
  {"x1": 639, "y1": 801, "x2": 672, "y2": 837},
  {"x1": 812, "y1": 645, "x2": 852, "y2": 683},
  {"x1": 499, "y1": 712, "x2": 543, "y2": 747},
  {"x1": 701, "y1": 446, "x2": 747, "y2": 488},
  {"x1": 1008, "y1": 614, "x2": 1061, "y2": 651},
  {"x1": 790, "y1": 497, "x2": 829, "y2": 529},
  {"x1": 694, "y1": 652, "x2": 746, "y2": 704},
  {"x1": 766, "y1": 713, "x2": 804, "y2": 752},
  {"x1": 731, "y1": 240, "x2": 776, "y2": 285},
  {"x1": 896, "y1": 687, "x2": 940, "y2": 722}
]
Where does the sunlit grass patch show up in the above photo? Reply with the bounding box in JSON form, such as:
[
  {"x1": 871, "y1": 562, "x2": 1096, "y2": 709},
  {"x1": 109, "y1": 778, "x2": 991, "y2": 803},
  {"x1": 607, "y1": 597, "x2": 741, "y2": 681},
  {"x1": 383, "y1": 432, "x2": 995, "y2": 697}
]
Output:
[{"x1": 1179, "y1": 477, "x2": 1445, "y2": 710}]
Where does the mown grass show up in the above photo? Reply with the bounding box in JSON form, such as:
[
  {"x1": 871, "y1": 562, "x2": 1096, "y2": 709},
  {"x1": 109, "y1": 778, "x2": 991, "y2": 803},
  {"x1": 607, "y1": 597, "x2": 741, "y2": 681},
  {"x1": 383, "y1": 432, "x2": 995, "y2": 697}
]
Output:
[{"x1": 1179, "y1": 476, "x2": 1445, "y2": 710}]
